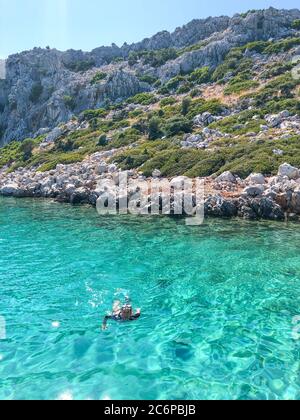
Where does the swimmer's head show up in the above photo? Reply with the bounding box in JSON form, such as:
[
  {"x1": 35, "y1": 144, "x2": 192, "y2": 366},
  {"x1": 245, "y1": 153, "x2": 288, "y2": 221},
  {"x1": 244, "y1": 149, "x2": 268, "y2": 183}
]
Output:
[{"x1": 121, "y1": 304, "x2": 133, "y2": 320}]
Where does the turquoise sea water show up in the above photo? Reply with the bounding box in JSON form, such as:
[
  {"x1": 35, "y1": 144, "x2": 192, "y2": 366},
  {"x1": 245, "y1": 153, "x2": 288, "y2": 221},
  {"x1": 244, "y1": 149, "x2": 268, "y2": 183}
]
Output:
[{"x1": 0, "y1": 197, "x2": 300, "y2": 400}]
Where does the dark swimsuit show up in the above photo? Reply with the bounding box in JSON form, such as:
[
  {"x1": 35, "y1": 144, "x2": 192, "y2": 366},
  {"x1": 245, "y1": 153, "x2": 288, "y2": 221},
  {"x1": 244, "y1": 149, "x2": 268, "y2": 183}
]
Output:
[{"x1": 107, "y1": 312, "x2": 141, "y2": 322}]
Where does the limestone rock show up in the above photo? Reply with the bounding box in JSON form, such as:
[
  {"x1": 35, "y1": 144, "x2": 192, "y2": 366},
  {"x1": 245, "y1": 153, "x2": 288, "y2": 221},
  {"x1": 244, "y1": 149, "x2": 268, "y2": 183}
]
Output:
[
  {"x1": 216, "y1": 171, "x2": 236, "y2": 184},
  {"x1": 246, "y1": 173, "x2": 265, "y2": 185},
  {"x1": 278, "y1": 163, "x2": 299, "y2": 180},
  {"x1": 243, "y1": 185, "x2": 265, "y2": 197},
  {"x1": 152, "y1": 169, "x2": 162, "y2": 178},
  {"x1": 0, "y1": 183, "x2": 20, "y2": 196}
]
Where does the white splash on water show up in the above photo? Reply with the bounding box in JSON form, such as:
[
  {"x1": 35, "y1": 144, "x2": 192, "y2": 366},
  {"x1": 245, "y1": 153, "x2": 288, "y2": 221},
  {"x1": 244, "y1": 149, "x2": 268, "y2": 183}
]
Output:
[
  {"x1": 57, "y1": 390, "x2": 73, "y2": 401},
  {"x1": 85, "y1": 281, "x2": 105, "y2": 308}
]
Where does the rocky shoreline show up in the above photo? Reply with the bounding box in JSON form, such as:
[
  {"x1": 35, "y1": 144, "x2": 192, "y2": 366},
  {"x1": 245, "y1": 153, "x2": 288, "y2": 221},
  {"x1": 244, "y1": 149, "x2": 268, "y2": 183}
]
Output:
[{"x1": 1, "y1": 153, "x2": 300, "y2": 222}]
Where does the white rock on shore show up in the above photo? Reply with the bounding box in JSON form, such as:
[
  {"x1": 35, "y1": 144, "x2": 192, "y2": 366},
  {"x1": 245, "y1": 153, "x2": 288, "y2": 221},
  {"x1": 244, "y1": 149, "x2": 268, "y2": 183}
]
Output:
[
  {"x1": 216, "y1": 171, "x2": 236, "y2": 183},
  {"x1": 246, "y1": 173, "x2": 265, "y2": 185},
  {"x1": 1, "y1": 159, "x2": 300, "y2": 221},
  {"x1": 0, "y1": 183, "x2": 20, "y2": 196},
  {"x1": 278, "y1": 163, "x2": 299, "y2": 180}
]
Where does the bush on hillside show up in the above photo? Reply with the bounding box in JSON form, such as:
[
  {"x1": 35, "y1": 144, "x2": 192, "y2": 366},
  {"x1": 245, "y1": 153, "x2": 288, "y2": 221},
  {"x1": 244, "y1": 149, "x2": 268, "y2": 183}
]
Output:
[
  {"x1": 127, "y1": 93, "x2": 157, "y2": 106},
  {"x1": 29, "y1": 83, "x2": 43, "y2": 103},
  {"x1": 188, "y1": 66, "x2": 211, "y2": 84},
  {"x1": 91, "y1": 72, "x2": 107, "y2": 85},
  {"x1": 63, "y1": 95, "x2": 76, "y2": 111},
  {"x1": 292, "y1": 19, "x2": 300, "y2": 30},
  {"x1": 148, "y1": 117, "x2": 162, "y2": 140},
  {"x1": 162, "y1": 116, "x2": 192, "y2": 137}
]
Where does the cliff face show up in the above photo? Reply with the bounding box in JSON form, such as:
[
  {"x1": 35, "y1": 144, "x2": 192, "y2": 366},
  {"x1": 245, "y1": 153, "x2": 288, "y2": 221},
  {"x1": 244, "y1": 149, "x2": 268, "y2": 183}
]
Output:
[
  {"x1": 158, "y1": 7, "x2": 300, "y2": 79},
  {"x1": 0, "y1": 52, "x2": 148, "y2": 144},
  {"x1": 0, "y1": 7, "x2": 299, "y2": 145}
]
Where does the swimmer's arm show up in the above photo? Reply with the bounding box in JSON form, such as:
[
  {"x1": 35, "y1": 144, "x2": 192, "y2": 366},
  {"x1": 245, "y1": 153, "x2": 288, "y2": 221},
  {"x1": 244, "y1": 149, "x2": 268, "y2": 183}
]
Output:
[
  {"x1": 102, "y1": 315, "x2": 112, "y2": 330},
  {"x1": 131, "y1": 309, "x2": 141, "y2": 320}
]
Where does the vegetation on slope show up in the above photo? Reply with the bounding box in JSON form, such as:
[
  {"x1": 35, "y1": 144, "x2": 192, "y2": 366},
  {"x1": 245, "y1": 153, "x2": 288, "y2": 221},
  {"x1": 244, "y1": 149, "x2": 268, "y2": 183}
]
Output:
[{"x1": 1, "y1": 32, "x2": 300, "y2": 179}]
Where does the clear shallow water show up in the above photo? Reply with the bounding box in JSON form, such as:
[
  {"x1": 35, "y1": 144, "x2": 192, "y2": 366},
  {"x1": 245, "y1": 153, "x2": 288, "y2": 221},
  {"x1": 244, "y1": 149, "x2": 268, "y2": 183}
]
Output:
[{"x1": 0, "y1": 197, "x2": 300, "y2": 400}]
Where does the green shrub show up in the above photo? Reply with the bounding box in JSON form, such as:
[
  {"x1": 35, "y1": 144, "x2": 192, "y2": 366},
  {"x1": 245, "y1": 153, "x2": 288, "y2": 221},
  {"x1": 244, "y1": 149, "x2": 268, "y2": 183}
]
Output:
[
  {"x1": 128, "y1": 109, "x2": 144, "y2": 118},
  {"x1": 29, "y1": 83, "x2": 43, "y2": 103},
  {"x1": 249, "y1": 73, "x2": 299, "y2": 105},
  {"x1": 0, "y1": 137, "x2": 42, "y2": 168},
  {"x1": 112, "y1": 57, "x2": 124, "y2": 64},
  {"x1": 292, "y1": 19, "x2": 300, "y2": 30},
  {"x1": 157, "y1": 86, "x2": 170, "y2": 95},
  {"x1": 263, "y1": 99, "x2": 300, "y2": 115},
  {"x1": 240, "y1": 10, "x2": 256, "y2": 19},
  {"x1": 63, "y1": 95, "x2": 76, "y2": 110},
  {"x1": 109, "y1": 128, "x2": 141, "y2": 148},
  {"x1": 263, "y1": 37, "x2": 300, "y2": 54},
  {"x1": 243, "y1": 41, "x2": 271, "y2": 54},
  {"x1": 140, "y1": 148, "x2": 205, "y2": 177},
  {"x1": 209, "y1": 110, "x2": 265, "y2": 134},
  {"x1": 65, "y1": 60, "x2": 95, "y2": 72},
  {"x1": 212, "y1": 51, "x2": 252, "y2": 82},
  {"x1": 19, "y1": 139, "x2": 35, "y2": 161},
  {"x1": 137, "y1": 74, "x2": 159, "y2": 85},
  {"x1": 178, "y1": 40, "x2": 209, "y2": 55},
  {"x1": 148, "y1": 117, "x2": 162, "y2": 140},
  {"x1": 262, "y1": 62, "x2": 295, "y2": 79},
  {"x1": 128, "y1": 52, "x2": 138, "y2": 66},
  {"x1": 162, "y1": 76, "x2": 186, "y2": 93},
  {"x1": 91, "y1": 72, "x2": 107, "y2": 85},
  {"x1": 36, "y1": 151, "x2": 86, "y2": 172},
  {"x1": 188, "y1": 66, "x2": 211, "y2": 84},
  {"x1": 113, "y1": 140, "x2": 169, "y2": 170},
  {"x1": 146, "y1": 136, "x2": 300, "y2": 178},
  {"x1": 190, "y1": 88, "x2": 201, "y2": 98},
  {"x1": 181, "y1": 97, "x2": 191, "y2": 116},
  {"x1": 177, "y1": 83, "x2": 192, "y2": 94},
  {"x1": 81, "y1": 108, "x2": 108, "y2": 121},
  {"x1": 127, "y1": 93, "x2": 157, "y2": 106},
  {"x1": 224, "y1": 80, "x2": 259, "y2": 95},
  {"x1": 237, "y1": 37, "x2": 300, "y2": 55},
  {"x1": 128, "y1": 48, "x2": 178, "y2": 68},
  {"x1": 223, "y1": 71, "x2": 259, "y2": 95},
  {"x1": 0, "y1": 141, "x2": 22, "y2": 168},
  {"x1": 132, "y1": 119, "x2": 148, "y2": 134},
  {"x1": 188, "y1": 98, "x2": 226, "y2": 118},
  {"x1": 111, "y1": 129, "x2": 300, "y2": 179},
  {"x1": 56, "y1": 136, "x2": 76, "y2": 152},
  {"x1": 163, "y1": 116, "x2": 192, "y2": 137},
  {"x1": 98, "y1": 134, "x2": 108, "y2": 146},
  {"x1": 160, "y1": 97, "x2": 177, "y2": 107},
  {"x1": 142, "y1": 48, "x2": 178, "y2": 67}
]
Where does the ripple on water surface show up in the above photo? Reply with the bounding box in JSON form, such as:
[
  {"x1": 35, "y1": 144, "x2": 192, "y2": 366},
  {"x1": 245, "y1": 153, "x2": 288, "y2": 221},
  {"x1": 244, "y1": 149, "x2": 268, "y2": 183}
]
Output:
[{"x1": 0, "y1": 197, "x2": 300, "y2": 400}]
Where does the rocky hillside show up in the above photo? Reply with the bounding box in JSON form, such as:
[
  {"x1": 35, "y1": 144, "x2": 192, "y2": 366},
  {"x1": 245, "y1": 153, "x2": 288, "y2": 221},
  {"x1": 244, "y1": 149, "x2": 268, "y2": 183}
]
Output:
[
  {"x1": 0, "y1": 7, "x2": 300, "y2": 145},
  {"x1": 0, "y1": 7, "x2": 300, "y2": 185}
]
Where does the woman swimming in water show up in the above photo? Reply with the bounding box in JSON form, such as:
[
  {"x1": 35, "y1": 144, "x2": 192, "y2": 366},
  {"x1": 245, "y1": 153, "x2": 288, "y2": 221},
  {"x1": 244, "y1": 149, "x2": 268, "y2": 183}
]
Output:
[{"x1": 102, "y1": 298, "x2": 141, "y2": 330}]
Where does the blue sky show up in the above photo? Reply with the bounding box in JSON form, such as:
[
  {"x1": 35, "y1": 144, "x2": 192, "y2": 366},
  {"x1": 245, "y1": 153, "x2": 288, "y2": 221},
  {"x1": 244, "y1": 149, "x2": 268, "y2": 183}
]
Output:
[{"x1": 0, "y1": 0, "x2": 299, "y2": 58}]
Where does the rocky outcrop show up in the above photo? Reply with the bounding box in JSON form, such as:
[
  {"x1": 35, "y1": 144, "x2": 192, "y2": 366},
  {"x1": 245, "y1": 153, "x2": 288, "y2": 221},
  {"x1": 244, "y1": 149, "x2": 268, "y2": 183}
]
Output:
[
  {"x1": 278, "y1": 163, "x2": 299, "y2": 180},
  {"x1": 0, "y1": 61, "x2": 148, "y2": 144},
  {"x1": 158, "y1": 8, "x2": 300, "y2": 80},
  {"x1": 246, "y1": 173, "x2": 266, "y2": 185},
  {"x1": 216, "y1": 171, "x2": 236, "y2": 184},
  {"x1": 1, "y1": 160, "x2": 300, "y2": 222}
]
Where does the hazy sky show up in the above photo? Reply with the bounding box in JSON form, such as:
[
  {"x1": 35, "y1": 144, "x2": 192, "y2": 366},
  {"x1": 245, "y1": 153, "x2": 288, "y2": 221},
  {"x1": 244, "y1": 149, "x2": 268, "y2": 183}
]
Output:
[{"x1": 0, "y1": 0, "x2": 299, "y2": 57}]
